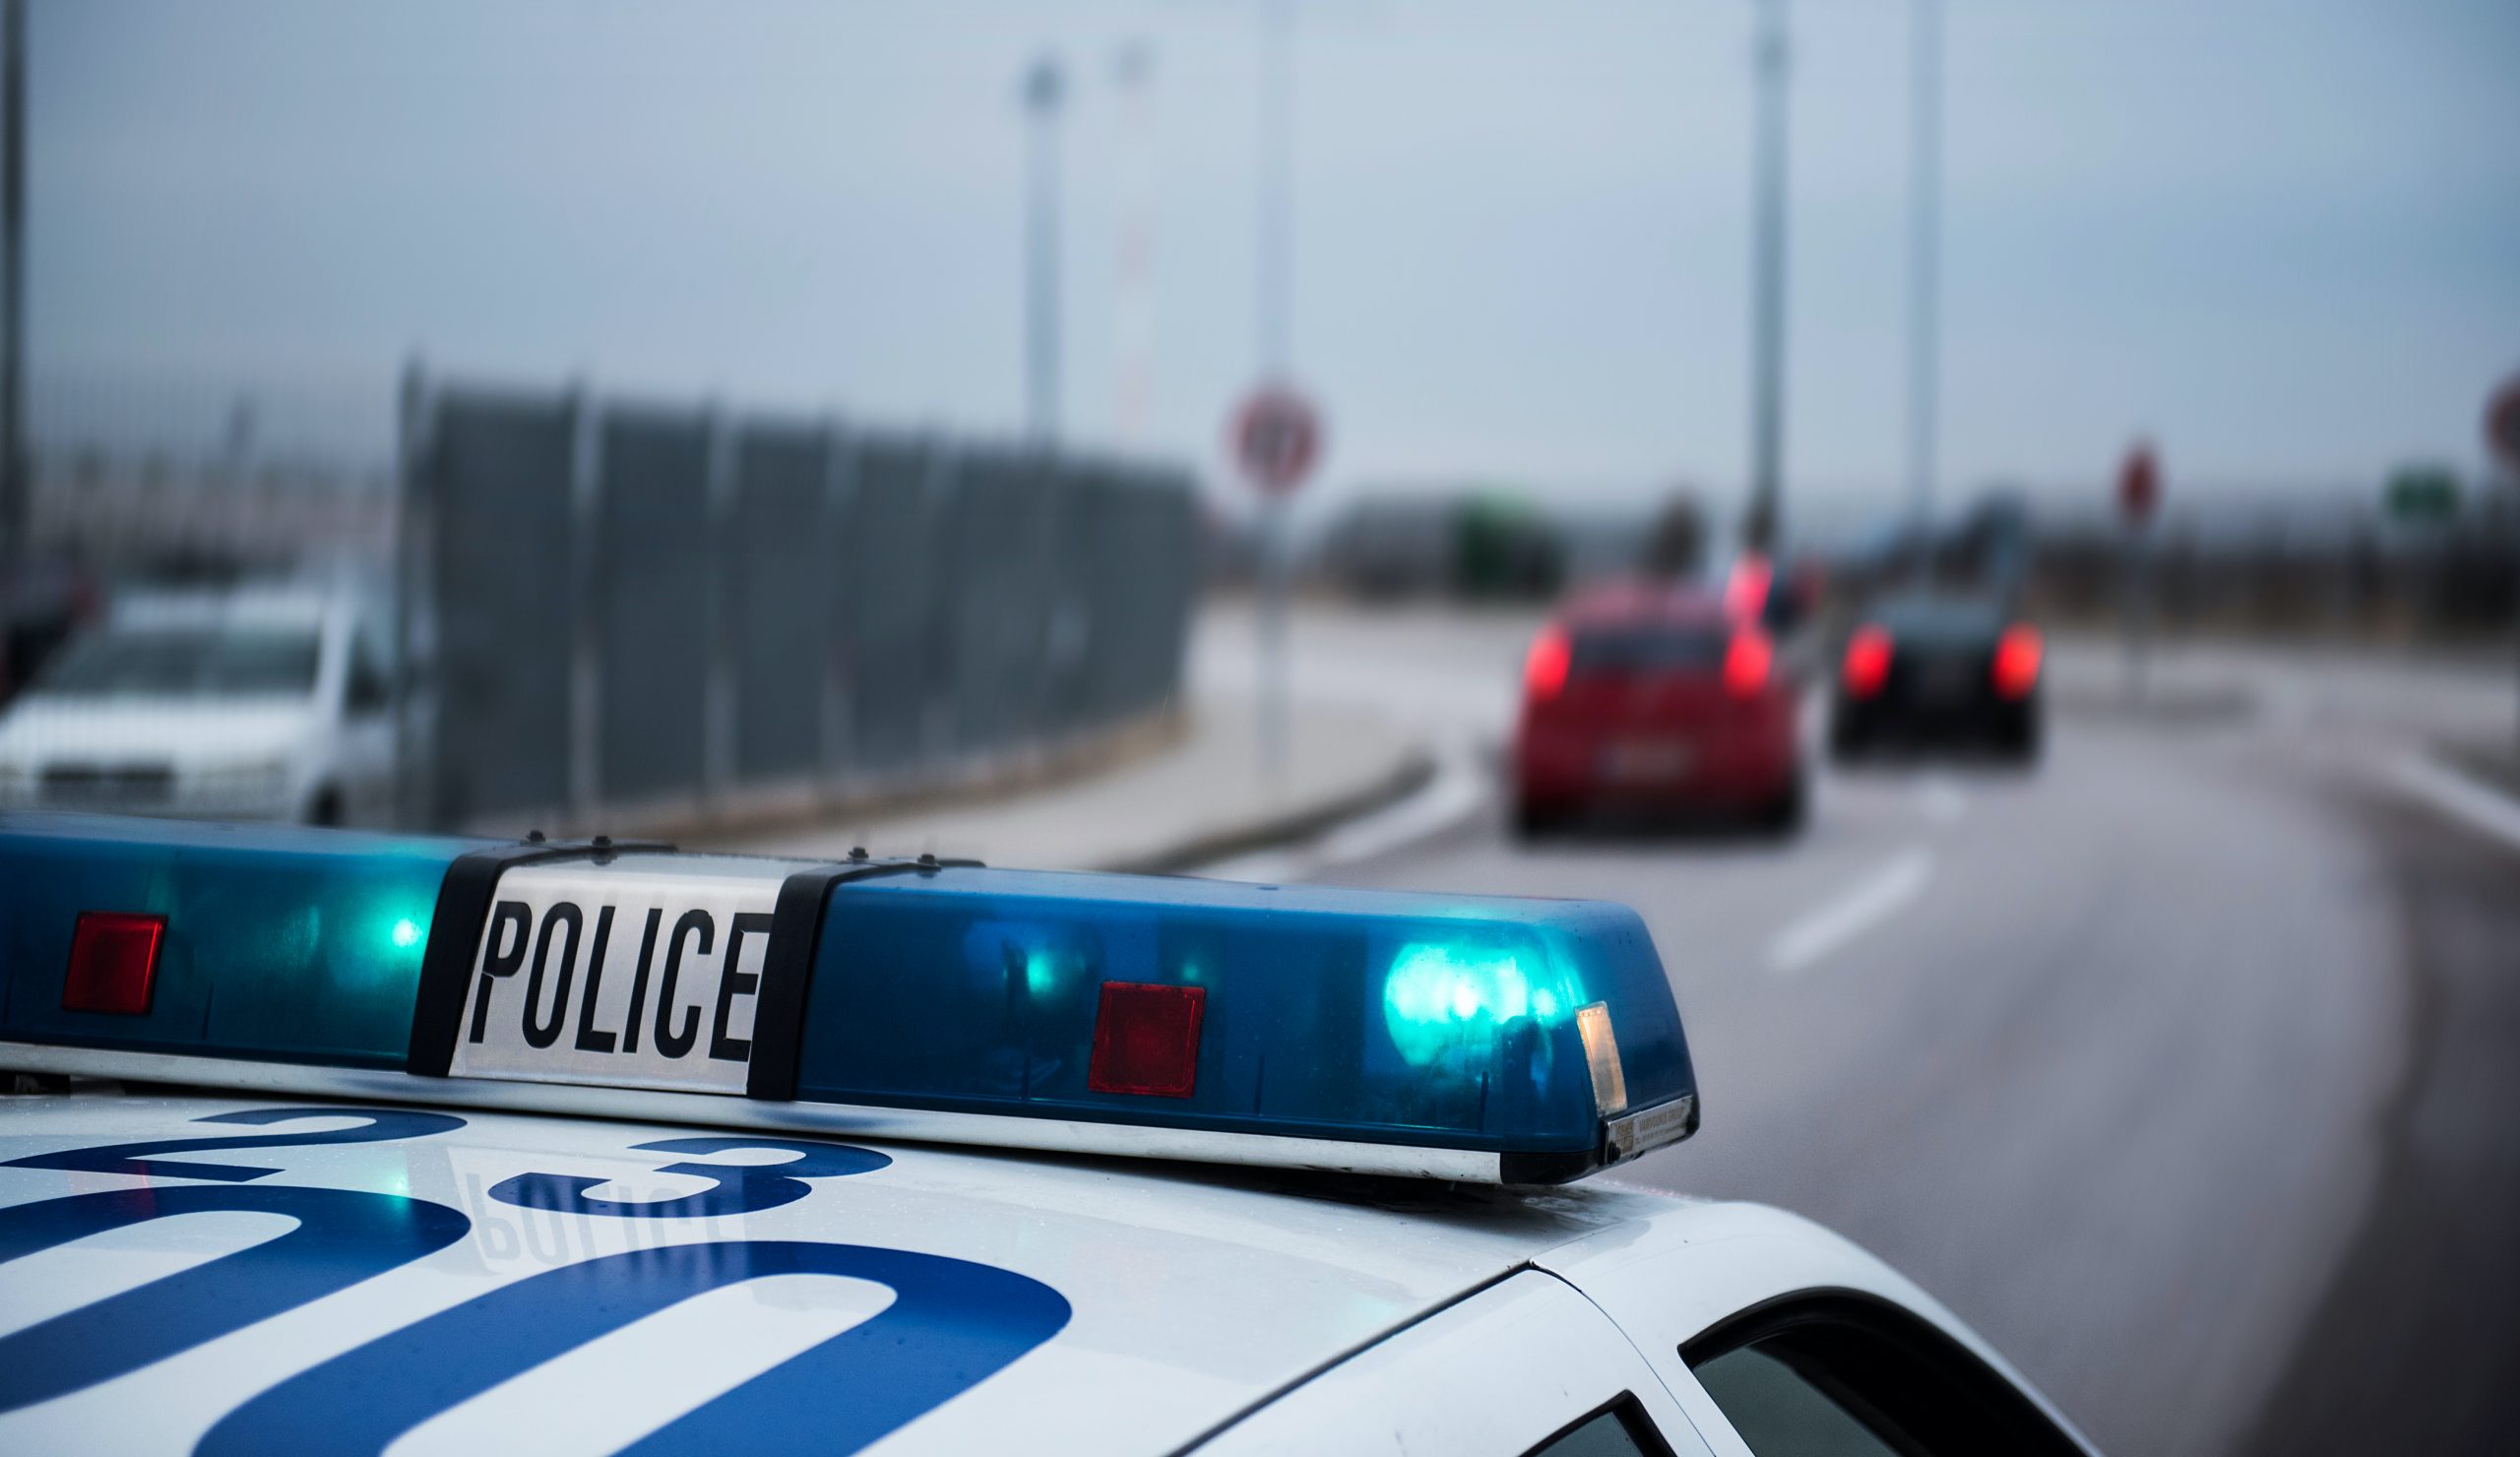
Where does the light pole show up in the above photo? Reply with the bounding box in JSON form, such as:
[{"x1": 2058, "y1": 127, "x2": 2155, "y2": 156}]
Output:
[
  {"x1": 1905, "y1": 0, "x2": 1943, "y2": 581},
  {"x1": 1744, "y1": 0, "x2": 1790, "y2": 557},
  {"x1": 1249, "y1": 0, "x2": 1298, "y2": 778},
  {"x1": 0, "y1": 0, "x2": 26, "y2": 573},
  {"x1": 1022, "y1": 54, "x2": 1064, "y2": 446},
  {"x1": 1257, "y1": 0, "x2": 1293, "y2": 385},
  {"x1": 1112, "y1": 42, "x2": 1156, "y2": 450}
]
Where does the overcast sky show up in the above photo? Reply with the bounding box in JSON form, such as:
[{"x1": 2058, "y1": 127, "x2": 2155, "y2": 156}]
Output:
[{"x1": 30, "y1": 0, "x2": 2520, "y2": 518}]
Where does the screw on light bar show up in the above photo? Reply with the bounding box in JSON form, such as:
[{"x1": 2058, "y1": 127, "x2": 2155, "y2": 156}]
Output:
[{"x1": 0, "y1": 813, "x2": 1701, "y2": 1184}]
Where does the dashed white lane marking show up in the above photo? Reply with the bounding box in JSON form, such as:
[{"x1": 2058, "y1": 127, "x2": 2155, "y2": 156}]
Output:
[
  {"x1": 2386, "y1": 751, "x2": 2520, "y2": 854},
  {"x1": 1767, "y1": 845, "x2": 1938, "y2": 976}
]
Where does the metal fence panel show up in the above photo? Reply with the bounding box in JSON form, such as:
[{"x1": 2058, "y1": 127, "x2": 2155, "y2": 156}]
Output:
[
  {"x1": 946, "y1": 447, "x2": 1053, "y2": 758},
  {"x1": 845, "y1": 434, "x2": 946, "y2": 780},
  {"x1": 425, "y1": 390, "x2": 574, "y2": 826},
  {"x1": 411, "y1": 377, "x2": 1196, "y2": 834},
  {"x1": 730, "y1": 421, "x2": 835, "y2": 787},
  {"x1": 596, "y1": 409, "x2": 710, "y2": 805}
]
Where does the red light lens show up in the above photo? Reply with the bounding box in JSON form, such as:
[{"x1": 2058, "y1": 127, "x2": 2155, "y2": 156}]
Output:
[
  {"x1": 63, "y1": 912, "x2": 164, "y2": 1016},
  {"x1": 1723, "y1": 632, "x2": 1773, "y2": 697},
  {"x1": 1088, "y1": 982, "x2": 1207, "y2": 1098},
  {"x1": 1843, "y1": 626, "x2": 1893, "y2": 698},
  {"x1": 1992, "y1": 624, "x2": 2043, "y2": 698},
  {"x1": 1524, "y1": 626, "x2": 1571, "y2": 699}
]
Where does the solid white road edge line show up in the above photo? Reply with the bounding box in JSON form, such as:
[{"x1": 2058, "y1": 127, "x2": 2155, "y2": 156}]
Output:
[
  {"x1": 2385, "y1": 750, "x2": 2520, "y2": 854},
  {"x1": 1766, "y1": 845, "x2": 1938, "y2": 976}
]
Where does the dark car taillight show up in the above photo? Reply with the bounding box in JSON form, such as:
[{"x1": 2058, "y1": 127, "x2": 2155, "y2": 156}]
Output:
[
  {"x1": 1843, "y1": 626, "x2": 1892, "y2": 698},
  {"x1": 1992, "y1": 624, "x2": 2043, "y2": 698}
]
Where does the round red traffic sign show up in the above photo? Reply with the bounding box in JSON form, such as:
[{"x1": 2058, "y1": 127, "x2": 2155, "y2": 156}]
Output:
[
  {"x1": 2117, "y1": 440, "x2": 2160, "y2": 525},
  {"x1": 1229, "y1": 386, "x2": 1323, "y2": 495},
  {"x1": 2488, "y1": 377, "x2": 2520, "y2": 476}
]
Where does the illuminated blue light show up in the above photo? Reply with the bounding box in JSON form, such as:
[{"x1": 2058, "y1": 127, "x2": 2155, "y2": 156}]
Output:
[
  {"x1": 1381, "y1": 940, "x2": 1583, "y2": 1069},
  {"x1": 390, "y1": 918, "x2": 423, "y2": 950}
]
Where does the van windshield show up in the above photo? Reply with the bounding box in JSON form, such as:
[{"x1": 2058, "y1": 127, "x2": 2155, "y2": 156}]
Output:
[{"x1": 34, "y1": 627, "x2": 322, "y2": 699}]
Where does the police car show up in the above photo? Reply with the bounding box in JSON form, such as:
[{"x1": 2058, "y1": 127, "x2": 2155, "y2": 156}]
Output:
[{"x1": 0, "y1": 812, "x2": 2096, "y2": 1456}]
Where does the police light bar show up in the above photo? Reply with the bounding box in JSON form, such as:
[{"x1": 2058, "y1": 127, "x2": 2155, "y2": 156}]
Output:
[{"x1": 0, "y1": 813, "x2": 1699, "y2": 1184}]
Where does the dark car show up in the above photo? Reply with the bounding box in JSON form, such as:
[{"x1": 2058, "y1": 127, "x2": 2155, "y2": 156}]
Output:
[
  {"x1": 1829, "y1": 593, "x2": 2043, "y2": 761},
  {"x1": 1514, "y1": 583, "x2": 1804, "y2": 836}
]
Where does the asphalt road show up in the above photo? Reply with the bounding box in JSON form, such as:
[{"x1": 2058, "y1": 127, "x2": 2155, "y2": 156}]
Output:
[{"x1": 1196, "y1": 605, "x2": 2520, "y2": 1457}]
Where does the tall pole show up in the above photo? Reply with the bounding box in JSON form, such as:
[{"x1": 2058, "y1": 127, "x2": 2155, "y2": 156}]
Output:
[
  {"x1": 1744, "y1": 0, "x2": 1789, "y2": 556},
  {"x1": 1022, "y1": 55, "x2": 1064, "y2": 446},
  {"x1": 1112, "y1": 42, "x2": 1156, "y2": 449},
  {"x1": 1258, "y1": 0, "x2": 1292, "y2": 383},
  {"x1": 1905, "y1": 0, "x2": 1943, "y2": 581},
  {"x1": 1254, "y1": 0, "x2": 1294, "y2": 778},
  {"x1": 0, "y1": 0, "x2": 26, "y2": 574}
]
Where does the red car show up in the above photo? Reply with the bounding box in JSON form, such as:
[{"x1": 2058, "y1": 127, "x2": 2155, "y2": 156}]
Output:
[{"x1": 1512, "y1": 584, "x2": 1805, "y2": 836}]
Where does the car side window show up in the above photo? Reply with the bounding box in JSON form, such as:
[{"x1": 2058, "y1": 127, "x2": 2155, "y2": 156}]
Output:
[
  {"x1": 1683, "y1": 1294, "x2": 2080, "y2": 1457},
  {"x1": 1692, "y1": 1347, "x2": 1900, "y2": 1457},
  {"x1": 1523, "y1": 1396, "x2": 1674, "y2": 1457},
  {"x1": 346, "y1": 629, "x2": 392, "y2": 716}
]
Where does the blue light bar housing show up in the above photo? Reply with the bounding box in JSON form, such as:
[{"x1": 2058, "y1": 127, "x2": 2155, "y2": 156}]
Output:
[
  {"x1": 0, "y1": 814, "x2": 482, "y2": 1066},
  {"x1": 801, "y1": 867, "x2": 1694, "y2": 1170},
  {"x1": 0, "y1": 813, "x2": 1699, "y2": 1183}
]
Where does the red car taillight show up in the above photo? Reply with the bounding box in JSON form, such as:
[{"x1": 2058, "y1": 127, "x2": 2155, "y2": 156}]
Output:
[
  {"x1": 1992, "y1": 624, "x2": 2043, "y2": 699},
  {"x1": 1843, "y1": 626, "x2": 1892, "y2": 698},
  {"x1": 1723, "y1": 632, "x2": 1773, "y2": 698},
  {"x1": 1524, "y1": 626, "x2": 1571, "y2": 700}
]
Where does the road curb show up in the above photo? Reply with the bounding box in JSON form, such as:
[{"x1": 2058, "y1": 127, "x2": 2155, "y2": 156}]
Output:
[{"x1": 1094, "y1": 746, "x2": 1439, "y2": 876}]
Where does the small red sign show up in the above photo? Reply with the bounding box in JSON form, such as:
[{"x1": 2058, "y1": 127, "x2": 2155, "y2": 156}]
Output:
[
  {"x1": 1229, "y1": 386, "x2": 1323, "y2": 496},
  {"x1": 2118, "y1": 441, "x2": 2160, "y2": 525}
]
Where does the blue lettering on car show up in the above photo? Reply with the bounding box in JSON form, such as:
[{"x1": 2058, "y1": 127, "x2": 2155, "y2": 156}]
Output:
[
  {"x1": 488, "y1": 1135, "x2": 891, "y2": 1219},
  {"x1": 198, "y1": 1239, "x2": 1073, "y2": 1456},
  {"x1": 0, "y1": 1112, "x2": 1068, "y2": 1448},
  {"x1": 0, "y1": 1184, "x2": 472, "y2": 1413}
]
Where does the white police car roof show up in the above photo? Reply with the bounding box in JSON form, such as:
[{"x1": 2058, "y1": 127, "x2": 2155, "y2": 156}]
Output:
[{"x1": 0, "y1": 1089, "x2": 2030, "y2": 1457}]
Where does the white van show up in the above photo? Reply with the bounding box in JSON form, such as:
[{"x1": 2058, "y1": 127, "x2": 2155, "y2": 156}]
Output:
[{"x1": 0, "y1": 579, "x2": 401, "y2": 824}]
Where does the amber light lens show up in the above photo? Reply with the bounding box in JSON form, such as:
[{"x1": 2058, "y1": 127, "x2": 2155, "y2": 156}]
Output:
[
  {"x1": 1992, "y1": 625, "x2": 2044, "y2": 699},
  {"x1": 1524, "y1": 626, "x2": 1572, "y2": 699}
]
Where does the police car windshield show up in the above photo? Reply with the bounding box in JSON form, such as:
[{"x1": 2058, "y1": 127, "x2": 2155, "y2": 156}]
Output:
[
  {"x1": 34, "y1": 627, "x2": 322, "y2": 699},
  {"x1": 1569, "y1": 624, "x2": 1728, "y2": 676}
]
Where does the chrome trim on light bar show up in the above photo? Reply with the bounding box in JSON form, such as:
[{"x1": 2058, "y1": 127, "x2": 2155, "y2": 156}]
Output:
[
  {"x1": 0, "y1": 1043, "x2": 1511, "y2": 1184},
  {"x1": 1605, "y1": 1094, "x2": 1697, "y2": 1164}
]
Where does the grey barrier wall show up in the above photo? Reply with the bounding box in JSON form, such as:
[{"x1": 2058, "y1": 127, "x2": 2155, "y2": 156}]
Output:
[{"x1": 400, "y1": 377, "x2": 1197, "y2": 835}]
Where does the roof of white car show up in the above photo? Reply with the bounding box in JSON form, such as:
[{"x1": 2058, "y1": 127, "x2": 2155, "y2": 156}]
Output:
[{"x1": 0, "y1": 1089, "x2": 1766, "y2": 1456}]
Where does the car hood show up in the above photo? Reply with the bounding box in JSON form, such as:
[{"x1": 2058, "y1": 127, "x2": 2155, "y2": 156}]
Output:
[{"x1": 0, "y1": 696, "x2": 318, "y2": 770}]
